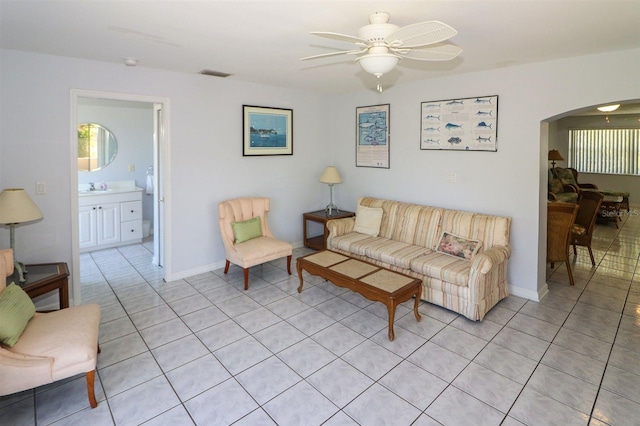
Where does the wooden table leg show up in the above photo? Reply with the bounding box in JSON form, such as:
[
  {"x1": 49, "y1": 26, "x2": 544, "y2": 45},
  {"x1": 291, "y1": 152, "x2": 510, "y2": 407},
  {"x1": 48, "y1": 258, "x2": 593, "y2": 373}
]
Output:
[
  {"x1": 413, "y1": 285, "x2": 422, "y2": 322},
  {"x1": 60, "y1": 276, "x2": 69, "y2": 309},
  {"x1": 296, "y1": 261, "x2": 305, "y2": 293},
  {"x1": 386, "y1": 301, "x2": 396, "y2": 341}
]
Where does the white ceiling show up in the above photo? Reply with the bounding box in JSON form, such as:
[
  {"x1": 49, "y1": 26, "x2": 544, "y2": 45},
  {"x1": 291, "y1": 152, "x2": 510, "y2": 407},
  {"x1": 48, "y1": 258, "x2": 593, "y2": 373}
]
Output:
[{"x1": 1, "y1": 0, "x2": 639, "y2": 95}]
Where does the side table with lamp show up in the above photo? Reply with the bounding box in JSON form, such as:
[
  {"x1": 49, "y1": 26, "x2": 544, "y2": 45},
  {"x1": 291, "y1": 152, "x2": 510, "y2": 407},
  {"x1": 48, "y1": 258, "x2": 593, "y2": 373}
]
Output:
[
  {"x1": 305, "y1": 166, "x2": 355, "y2": 250},
  {"x1": 0, "y1": 188, "x2": 44, "y2": 282}
]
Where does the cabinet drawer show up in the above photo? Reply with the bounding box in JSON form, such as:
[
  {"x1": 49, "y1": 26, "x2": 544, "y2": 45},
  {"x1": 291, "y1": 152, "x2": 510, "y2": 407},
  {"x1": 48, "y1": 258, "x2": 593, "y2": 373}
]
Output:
[
  {"x1": 121, "y1": 220, "x2": 142, "y2": 241},
  {"x1": 121, "y1": 201, "x2": 142, "y2": 221}
]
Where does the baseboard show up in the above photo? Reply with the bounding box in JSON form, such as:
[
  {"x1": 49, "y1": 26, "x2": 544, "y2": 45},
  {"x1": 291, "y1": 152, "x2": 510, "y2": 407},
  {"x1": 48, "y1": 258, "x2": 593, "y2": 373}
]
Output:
[{"x1": 508, "y1": 283, "x2": 547, "y2": 302}]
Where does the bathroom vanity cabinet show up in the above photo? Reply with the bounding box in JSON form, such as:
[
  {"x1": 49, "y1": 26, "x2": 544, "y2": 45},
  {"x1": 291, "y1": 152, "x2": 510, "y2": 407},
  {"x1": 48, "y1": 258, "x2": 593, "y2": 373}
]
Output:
[{"x1": 78, "y1": 188, "x2": 143, "y2": 252}]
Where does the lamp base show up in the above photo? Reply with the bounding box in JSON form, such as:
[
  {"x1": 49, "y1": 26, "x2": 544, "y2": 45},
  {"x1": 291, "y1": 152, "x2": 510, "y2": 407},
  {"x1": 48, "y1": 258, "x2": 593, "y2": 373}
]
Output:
[
  {"x1": 14, "y1": 259, "x2": 27, "y2": 283},
  {"x1": 325, "y1": 203, "x2": 340, "y2": 216}
]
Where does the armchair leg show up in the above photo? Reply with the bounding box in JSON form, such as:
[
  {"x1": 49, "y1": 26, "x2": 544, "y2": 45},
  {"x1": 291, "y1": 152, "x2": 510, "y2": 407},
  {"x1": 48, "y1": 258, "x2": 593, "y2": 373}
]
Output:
[
  {"x1": 573, "y1": 244, "x2": 577, "y2": 256},
  {"x1": 224, "y1": 260, "x2": 230, "y2": 274},
  {"x1": 243, "y1": 268, "x2": 249, "y2": 290},
  {"x1": 286, "y1": 255, "x2": 292, "y2": 275},
  {"x1": 86, "y1": 370, "x2": 98, "y2": 408}
]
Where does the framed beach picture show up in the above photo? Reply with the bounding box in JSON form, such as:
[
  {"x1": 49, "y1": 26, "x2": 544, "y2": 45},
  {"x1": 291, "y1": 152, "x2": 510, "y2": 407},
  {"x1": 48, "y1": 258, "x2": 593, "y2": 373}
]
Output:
[
  {"x1": 356, "y1": 104, "x2": 390, "y2": 168},
  {"x1": 420, "y1": 95, "x2": 498, "y2": 152},
  {"x1": 243, "y1": 105, "x2": 293, "y2": 156}
]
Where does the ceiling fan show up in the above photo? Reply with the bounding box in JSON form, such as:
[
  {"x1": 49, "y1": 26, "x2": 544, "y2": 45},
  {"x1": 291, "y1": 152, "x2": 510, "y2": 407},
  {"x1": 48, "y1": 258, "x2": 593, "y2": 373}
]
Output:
[{"x1": 301, "y1": 11, "x2": 462, "y2": 92}]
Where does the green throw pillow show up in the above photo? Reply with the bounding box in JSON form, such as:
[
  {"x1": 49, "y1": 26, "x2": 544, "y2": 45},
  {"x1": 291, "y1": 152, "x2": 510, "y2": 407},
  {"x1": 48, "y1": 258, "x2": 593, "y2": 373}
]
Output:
[
  {"x1": 232, "y1": 216, "x2": 262, "y2": 243},
  {"x1": 0, "y1": 282, "x2": 36, "y2": 347}
]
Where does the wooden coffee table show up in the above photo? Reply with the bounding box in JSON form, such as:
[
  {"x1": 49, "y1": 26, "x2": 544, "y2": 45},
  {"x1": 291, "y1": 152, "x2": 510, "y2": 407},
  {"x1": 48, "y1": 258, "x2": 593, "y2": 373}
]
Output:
[
  {"x1": 297, "y1": 250, "x2": 422, "y2": 341},
  {"x1": 598, "y1": 195, "x2": 623, "y2": 228}
]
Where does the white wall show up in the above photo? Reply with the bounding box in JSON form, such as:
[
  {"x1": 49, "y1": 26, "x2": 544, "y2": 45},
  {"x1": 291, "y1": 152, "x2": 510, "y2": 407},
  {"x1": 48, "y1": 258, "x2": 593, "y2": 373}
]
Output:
[
  {"x1": 327, "y1": 48, "x2": 640, "y2": 300},
  {"x1": 0, "y1": 49, "x2": 333, "y2": 304},
  {"x1": 1, "y1": 47, "x2": 639, "y2": 305}
]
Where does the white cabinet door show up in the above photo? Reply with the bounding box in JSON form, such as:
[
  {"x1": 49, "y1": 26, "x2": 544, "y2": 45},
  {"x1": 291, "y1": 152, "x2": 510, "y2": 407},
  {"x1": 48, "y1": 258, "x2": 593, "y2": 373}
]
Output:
[
  {"x1": 79, "y1": 205, "x2": 97, "y2": 249},
  {"x1": 97, "y1": 203, "x2": 120, "y2": 245}
]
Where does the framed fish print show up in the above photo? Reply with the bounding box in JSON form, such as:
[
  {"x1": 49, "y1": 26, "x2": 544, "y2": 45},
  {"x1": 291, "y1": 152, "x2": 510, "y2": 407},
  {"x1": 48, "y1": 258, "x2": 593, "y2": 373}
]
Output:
[
  {"x1": 356, "y1": 104, "x2": 390, "y2": 168},
  {"x1": 420, "y1": 95, "x2": 498, "y2": 152},
  {"x1": 243, "y1": 105, "x2": 293, "y2": 156}
]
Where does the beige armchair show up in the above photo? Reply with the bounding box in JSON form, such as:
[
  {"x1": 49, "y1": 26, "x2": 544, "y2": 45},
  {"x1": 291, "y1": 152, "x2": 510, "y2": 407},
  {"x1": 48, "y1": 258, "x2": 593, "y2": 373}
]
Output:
[
  {"x1": 0, "y1": 249, "x2": 101, "y2": 408},
  {"x1": 218, "y1": 197, "x2": 292, "y2": 290}
]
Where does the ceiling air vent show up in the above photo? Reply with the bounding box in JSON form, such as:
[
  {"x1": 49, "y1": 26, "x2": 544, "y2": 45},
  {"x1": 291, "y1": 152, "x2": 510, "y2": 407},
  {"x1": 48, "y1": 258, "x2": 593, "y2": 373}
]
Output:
[{"x1": 199, "y1": 69, "x2": 232, "y2": 78}]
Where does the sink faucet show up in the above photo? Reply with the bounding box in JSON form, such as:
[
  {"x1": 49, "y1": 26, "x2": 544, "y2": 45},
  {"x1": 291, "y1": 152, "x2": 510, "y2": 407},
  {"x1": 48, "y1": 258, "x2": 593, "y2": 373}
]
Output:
[{"x1": 89, "y1": 182, "x2": 95, "y2": 191}]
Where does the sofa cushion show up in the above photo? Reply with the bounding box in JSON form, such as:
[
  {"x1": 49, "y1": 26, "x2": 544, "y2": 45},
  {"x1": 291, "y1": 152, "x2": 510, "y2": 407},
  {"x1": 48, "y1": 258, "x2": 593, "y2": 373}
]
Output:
[
  {"x1": 330, "y1": 233, "x2": 384, "y2": 257},
  {"x1": 410, "y1": 252, "x2": 471, "y2": 287},
  {"x1": 0, "y1": 283, "x2": 36, "y2": 347},
  {"x1": 439, "y1": 210, "x2": 511, "y2": 249},
  {"x1": 11, "y1": 304, "x2": 100, "y2": 380},
  {"x1": 357, "y1": 197, "x2": 398, "y2": 239},
  {"x1": 353, "y1": 205, "x2": 383, "y2": 237},
  {"x1": 436, "y1": 232, "x2": 482, "y2": 260},
  {"x1": 554, "y1": 168, "x2": 578, "y2": 186},
  {"x1": 549, "y1": 179, "x2": 564, "y2": 194},
  {"x1": 362, "y1": 239, "x2": 430, "y2": 269}
]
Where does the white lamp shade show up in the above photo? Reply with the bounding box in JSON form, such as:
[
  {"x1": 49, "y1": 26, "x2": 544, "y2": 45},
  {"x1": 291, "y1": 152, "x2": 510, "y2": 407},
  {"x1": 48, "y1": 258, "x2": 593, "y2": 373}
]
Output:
[
  {"x1": 319, "y1": 166, "x2": 342, "y2": 184},
  {"x1": 0, "y1": 189, "x2": 44, "y2": 224},
  {"x1": 356, "y1": 53, "x2": 400, "y2": 76}
]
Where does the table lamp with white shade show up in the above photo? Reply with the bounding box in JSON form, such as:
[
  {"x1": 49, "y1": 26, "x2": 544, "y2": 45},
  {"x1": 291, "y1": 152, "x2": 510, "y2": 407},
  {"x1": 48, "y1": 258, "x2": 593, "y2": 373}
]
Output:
[
  {"x1": 0, "y1": 188, "x2": 44, "y2": 282},
  {"x1": 319, "y1": 166, "x2": 342, "y2": 216}
]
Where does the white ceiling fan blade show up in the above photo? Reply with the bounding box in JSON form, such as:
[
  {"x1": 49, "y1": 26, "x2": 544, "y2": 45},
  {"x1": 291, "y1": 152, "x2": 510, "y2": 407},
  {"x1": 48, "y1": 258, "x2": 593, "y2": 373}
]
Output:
[
  {"x1": 300, "y1": 48, "x2": 367, "y2": 61},
  {"x1": 310, "y1": 31, "x2": 369, "y2": 46},
  {"x1": 385, "y1": 21, "x2": 457, "y2": 49},
  {"x1": 396, "y1": 44, "x2": 463, "y2": 61}
]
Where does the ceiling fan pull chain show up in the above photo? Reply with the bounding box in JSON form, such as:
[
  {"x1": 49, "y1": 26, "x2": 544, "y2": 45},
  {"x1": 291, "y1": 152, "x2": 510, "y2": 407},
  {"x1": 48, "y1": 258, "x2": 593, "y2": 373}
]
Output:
[{"x1": 377, "y1": 77, "x2": 383, "y2": 93}]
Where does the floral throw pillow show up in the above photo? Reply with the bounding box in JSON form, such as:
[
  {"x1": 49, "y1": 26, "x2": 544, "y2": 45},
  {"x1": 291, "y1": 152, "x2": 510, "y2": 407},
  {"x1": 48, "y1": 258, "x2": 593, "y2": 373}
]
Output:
[{"x1": 436, "y1": 232, "x2": 482, "y2": 261}]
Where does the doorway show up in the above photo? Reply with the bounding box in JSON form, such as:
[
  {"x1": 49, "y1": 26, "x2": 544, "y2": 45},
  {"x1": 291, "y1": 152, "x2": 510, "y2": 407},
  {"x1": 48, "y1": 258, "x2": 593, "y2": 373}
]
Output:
[{"x1": 70, "y1": 89, "x2": 172, "y2": 304}]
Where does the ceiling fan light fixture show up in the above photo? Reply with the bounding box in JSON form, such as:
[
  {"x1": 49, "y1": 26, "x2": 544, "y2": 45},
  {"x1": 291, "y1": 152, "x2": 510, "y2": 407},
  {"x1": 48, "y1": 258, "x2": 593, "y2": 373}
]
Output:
[
  {"x1": 597, "y1": 104, "x2": 620, "y2": 112},
  {"x1": 356, "y1": 53, "x2": 399, "y2": 77}
]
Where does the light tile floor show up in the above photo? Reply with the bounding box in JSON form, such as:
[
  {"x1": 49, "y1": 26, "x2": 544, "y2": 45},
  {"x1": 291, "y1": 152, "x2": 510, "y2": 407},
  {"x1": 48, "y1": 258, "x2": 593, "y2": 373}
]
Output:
[{"x1": 2, "y1": 212, "x2": 640, "y2": 425}]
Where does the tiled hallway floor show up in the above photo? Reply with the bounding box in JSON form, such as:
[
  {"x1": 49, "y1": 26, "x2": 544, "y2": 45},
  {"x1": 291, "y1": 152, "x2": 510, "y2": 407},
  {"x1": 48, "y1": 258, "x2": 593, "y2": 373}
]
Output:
[{"x1": 2, "y1": 212, "x2": 640, "y2": 425}]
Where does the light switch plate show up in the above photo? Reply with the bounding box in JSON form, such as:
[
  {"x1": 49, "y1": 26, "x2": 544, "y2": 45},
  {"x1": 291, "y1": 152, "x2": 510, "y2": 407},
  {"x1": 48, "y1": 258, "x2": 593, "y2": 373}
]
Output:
[{"x1": 36, "y1": 182, "x2": 46, "y2": 194}]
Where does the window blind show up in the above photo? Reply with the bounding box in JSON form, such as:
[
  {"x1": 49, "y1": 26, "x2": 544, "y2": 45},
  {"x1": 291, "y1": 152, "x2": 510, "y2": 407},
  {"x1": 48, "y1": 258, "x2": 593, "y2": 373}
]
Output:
[{"x1": 568, "y1": 128, "x2": 640, "y2": 176}]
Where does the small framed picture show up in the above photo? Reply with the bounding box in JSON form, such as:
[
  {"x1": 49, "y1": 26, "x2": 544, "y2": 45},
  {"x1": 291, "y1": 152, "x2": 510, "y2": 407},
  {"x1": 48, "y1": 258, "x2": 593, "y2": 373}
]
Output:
[
  {"x1": 243, "y1": 105, "x2": 293, "y2": 156},
  {"x1": 356, "y1": 104, "x2": 390, "y2": 168}
]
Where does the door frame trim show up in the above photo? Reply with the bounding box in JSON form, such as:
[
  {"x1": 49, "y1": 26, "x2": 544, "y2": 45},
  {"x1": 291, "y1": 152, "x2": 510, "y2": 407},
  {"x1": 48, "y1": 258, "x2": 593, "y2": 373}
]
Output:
[{"x1": 70, "y1": 89, "x2": 172, "y2": 304}]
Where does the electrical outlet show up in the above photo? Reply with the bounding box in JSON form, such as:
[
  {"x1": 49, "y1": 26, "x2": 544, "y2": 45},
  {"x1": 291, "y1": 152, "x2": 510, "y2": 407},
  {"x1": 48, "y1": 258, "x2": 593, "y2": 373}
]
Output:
[
  {"x1": 129, "y1": 164, "x2": 135, "y2": 172},
  {"x1": 36, "y1": 182, "x2": 46, "y2": 194},
  {"x1": 447, "y1": 173, "x2": 457, "y2": 183}
]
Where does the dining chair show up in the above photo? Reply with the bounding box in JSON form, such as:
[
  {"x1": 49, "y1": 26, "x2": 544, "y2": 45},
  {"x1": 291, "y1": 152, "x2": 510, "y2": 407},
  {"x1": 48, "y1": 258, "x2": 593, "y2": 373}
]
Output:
[
  {"x1": 572, "y1": 191, "x2": 604, "y2": 266},
  {"x1": 547, "y1": 202, "x2": 579, "y2": 285}
]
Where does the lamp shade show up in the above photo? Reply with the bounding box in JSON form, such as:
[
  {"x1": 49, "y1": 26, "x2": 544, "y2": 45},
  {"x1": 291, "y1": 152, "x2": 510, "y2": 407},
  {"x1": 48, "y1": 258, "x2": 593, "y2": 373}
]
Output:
[
  {"x1": 356, "y1": 53, "x2": 400, "y2": 77},
  {"x1": 0, "y1": 189, "x2": 44, "y2": 224},
  {"x1": 319, "y1": 166, "x2": 342, "y2": 184},
  {"x1": 548, "y1": 150, "x2": 564, "y2": 162}
]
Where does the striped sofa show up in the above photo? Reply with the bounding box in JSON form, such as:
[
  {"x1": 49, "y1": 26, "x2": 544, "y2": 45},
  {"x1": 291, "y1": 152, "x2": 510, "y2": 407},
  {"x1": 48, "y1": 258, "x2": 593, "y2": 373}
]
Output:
[{"x1": 326, "y1": 197, "x2": 511, "y2": 321}]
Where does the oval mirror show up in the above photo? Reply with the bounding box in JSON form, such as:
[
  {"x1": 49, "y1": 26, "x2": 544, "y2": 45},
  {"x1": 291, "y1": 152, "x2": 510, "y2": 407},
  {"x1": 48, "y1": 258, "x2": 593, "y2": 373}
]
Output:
[{"x1": 77, "y1": 123, "x2": 118, "y2": 172}]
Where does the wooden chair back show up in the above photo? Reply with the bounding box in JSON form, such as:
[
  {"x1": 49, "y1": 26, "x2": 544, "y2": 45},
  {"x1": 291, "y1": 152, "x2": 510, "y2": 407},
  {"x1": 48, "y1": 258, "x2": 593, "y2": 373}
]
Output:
[{"x1": 547, "y1": 202, "x2": 579, "y2": 285}]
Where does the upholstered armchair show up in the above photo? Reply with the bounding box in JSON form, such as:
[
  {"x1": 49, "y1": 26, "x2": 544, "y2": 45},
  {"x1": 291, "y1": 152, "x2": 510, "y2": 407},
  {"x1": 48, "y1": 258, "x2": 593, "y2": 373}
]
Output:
[
  {"x1": 548, "y1": 178, "x2": 579, "y2": 203},
  {"x1": 218, "y1": 197, "x2": 292, "y2": 290},
  {"x1": 552, "y1": 167, "x2": 630, "y2": 211},
  {"x1": 0, "y1": 249, "x2": 101, "y2": 407},
  {"x1": 552, "y1": 167, "x2": 598, "y2": 191}
]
